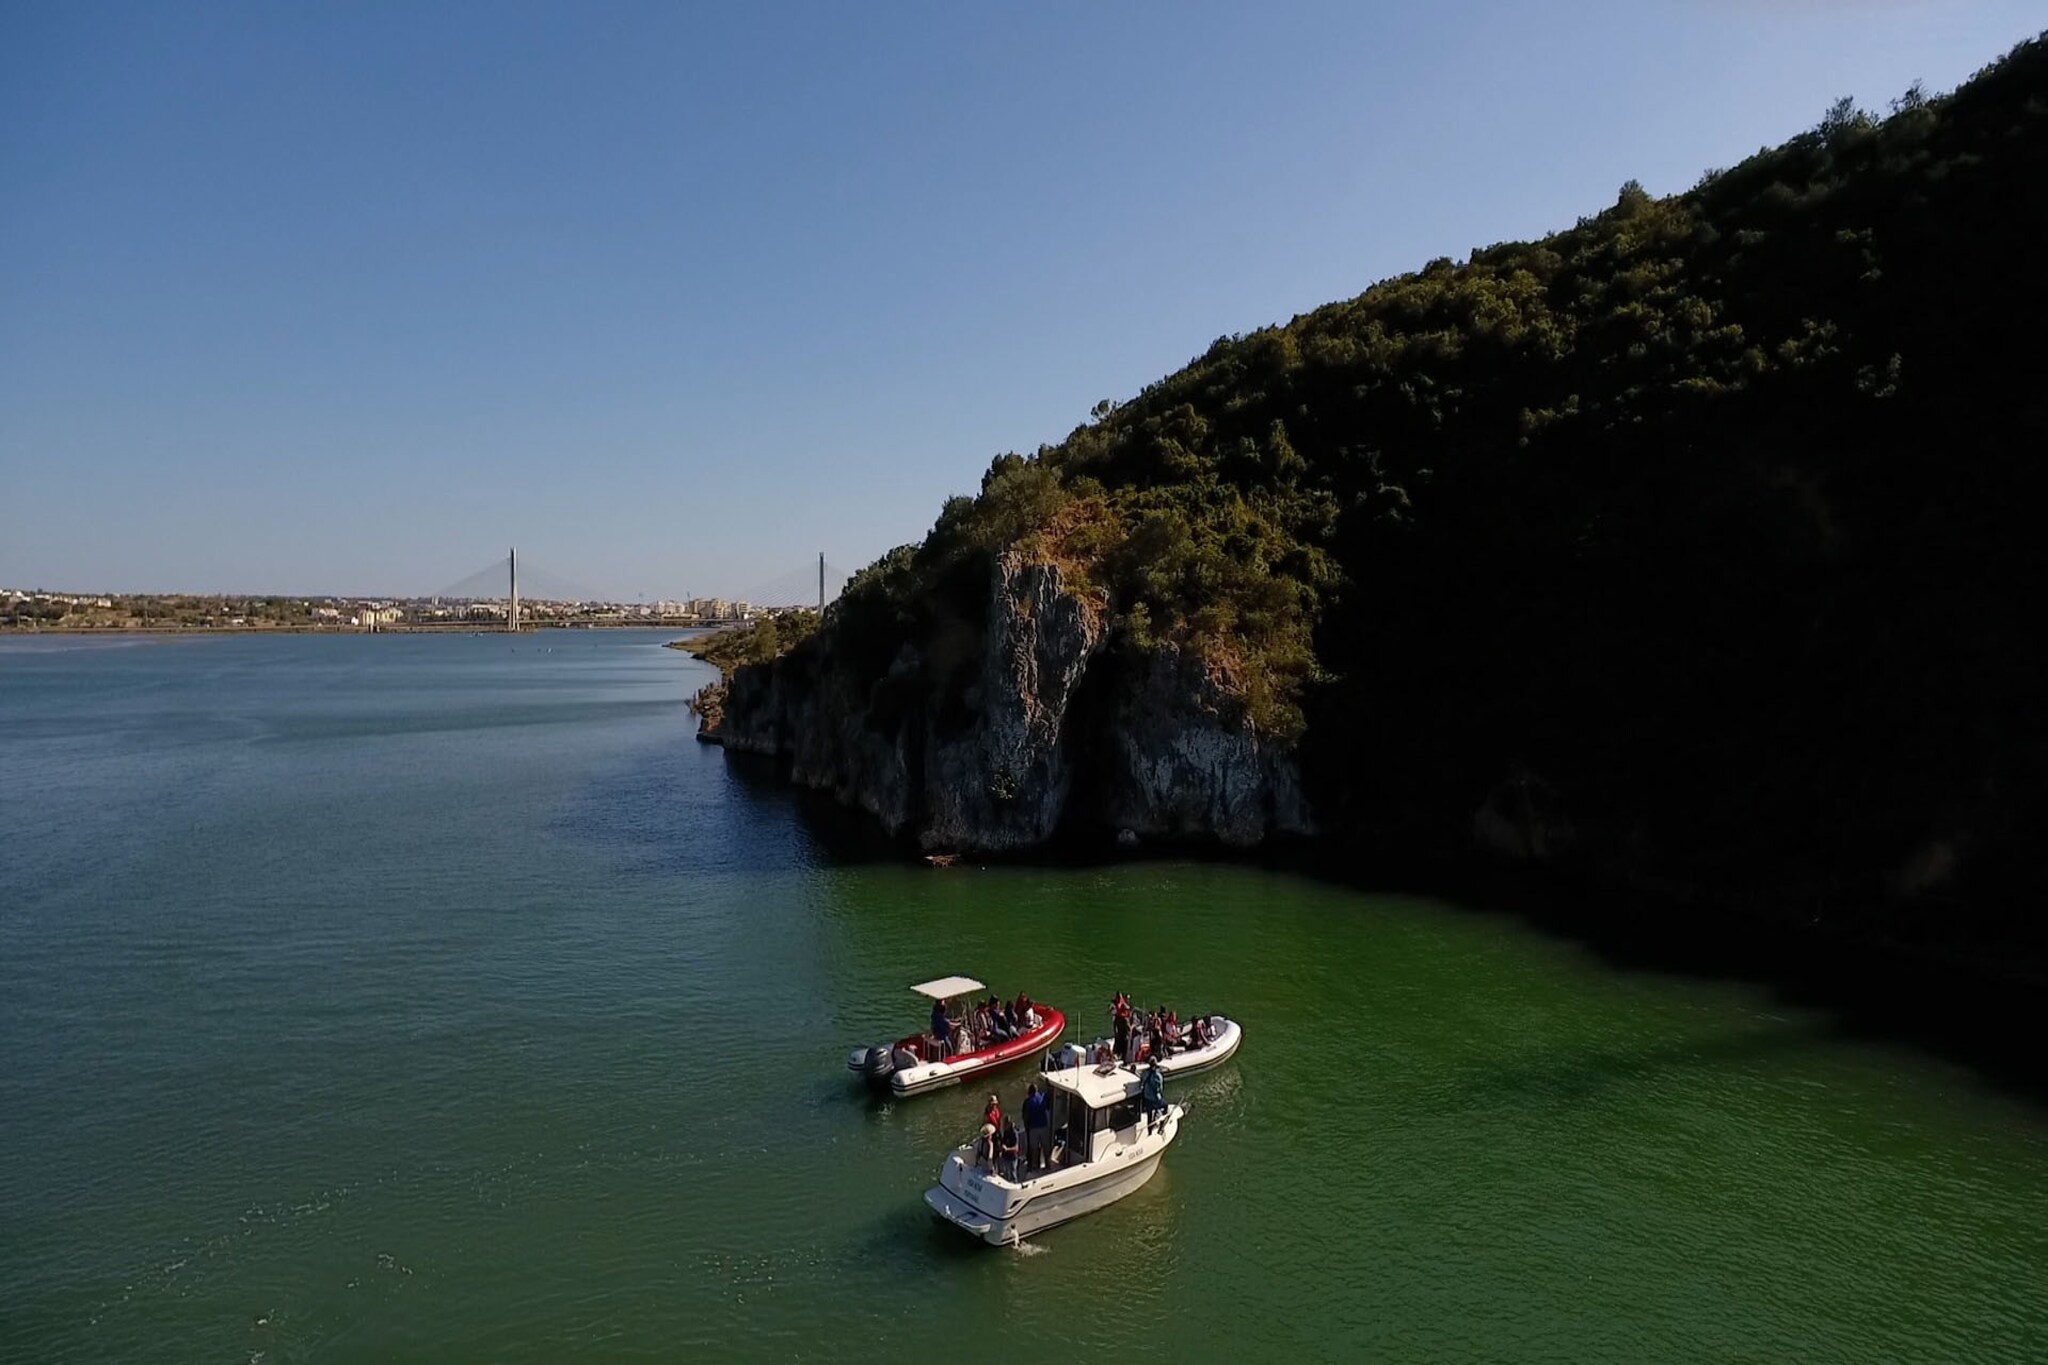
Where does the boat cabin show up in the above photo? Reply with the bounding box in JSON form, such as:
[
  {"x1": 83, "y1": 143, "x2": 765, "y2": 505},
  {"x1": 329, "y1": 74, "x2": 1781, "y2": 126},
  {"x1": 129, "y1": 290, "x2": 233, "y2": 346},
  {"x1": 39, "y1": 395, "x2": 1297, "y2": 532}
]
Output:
[{"x1": 1037, "y1": 1063, "x2": 1161, "y2": 1168}]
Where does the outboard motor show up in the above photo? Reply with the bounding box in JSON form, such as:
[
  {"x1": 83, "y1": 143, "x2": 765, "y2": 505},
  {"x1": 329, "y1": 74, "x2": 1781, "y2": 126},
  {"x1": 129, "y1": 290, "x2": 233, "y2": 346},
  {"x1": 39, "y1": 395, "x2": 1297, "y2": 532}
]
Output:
[{"x1": 862, "y1": 1045, "x2": 896, "y2": 1087}]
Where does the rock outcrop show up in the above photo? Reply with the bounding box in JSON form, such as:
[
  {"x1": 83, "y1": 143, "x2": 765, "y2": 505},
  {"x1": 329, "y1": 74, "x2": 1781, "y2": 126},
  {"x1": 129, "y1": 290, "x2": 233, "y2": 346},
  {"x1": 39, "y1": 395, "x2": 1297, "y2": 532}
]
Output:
[
  {"x1": 698, "y1": 552, "x2": 1309, "y2": 853},
  {"x1": 917, "y1": 554, "x2": 1109, "y2": 850}
]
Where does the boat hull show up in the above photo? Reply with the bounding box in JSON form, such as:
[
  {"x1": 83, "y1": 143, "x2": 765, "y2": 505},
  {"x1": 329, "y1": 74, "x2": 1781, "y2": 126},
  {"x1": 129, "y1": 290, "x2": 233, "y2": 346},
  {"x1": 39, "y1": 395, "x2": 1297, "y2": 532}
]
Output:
[
  {"x1": 927, "y1": 1149, "x2": 1166, "y2": 1244},
  {"x1": 1063, "y1": 1015, "x2": 1243, "y2": 1080},
  {"x1": 887, "y1": 1009, "x2": 1066, "y2": 1096},
  {"x1": 1157, "y1": 1016, "x2": 1241, "y2": 1078}
]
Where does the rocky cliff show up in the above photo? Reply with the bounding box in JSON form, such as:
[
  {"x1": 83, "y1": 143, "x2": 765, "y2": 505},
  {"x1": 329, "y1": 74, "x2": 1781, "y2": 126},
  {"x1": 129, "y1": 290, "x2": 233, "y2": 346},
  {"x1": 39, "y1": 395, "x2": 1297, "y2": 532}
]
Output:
[
  {"x1": 700, "y1": 552, "x2": 1311, "y2": 853},
  {"x1": 690, "y1": 44, "x2": 2048, "y2": 957}
]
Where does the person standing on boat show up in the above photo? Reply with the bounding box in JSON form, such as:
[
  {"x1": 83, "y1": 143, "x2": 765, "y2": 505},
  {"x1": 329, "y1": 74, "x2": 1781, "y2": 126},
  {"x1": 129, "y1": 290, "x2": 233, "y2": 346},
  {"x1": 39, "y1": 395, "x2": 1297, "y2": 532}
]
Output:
[
  {"x1": 1112, "y1": 995, "x2": 1132, "y2": 1064},
  {"x1": 998, "y1": 1118, "x2": 1021, "y2": 1179},
  {"x1": 931, "y1": 996, "x2": 952, "y2": 1061},
  {"x1": 1023, "y1": 1081, "x2": 1051, "y2": 1173},
  {"x1": 975, "y1": 1123, "x2": 998, "y2": 1171},
  {"x1": 1141, "y1": 1060, "x2": 1167, "y2": 1131}
]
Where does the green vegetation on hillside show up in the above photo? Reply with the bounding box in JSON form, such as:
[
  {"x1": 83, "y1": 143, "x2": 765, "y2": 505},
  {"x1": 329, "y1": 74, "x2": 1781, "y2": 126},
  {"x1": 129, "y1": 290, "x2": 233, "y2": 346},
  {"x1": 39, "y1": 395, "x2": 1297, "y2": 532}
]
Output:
[
  {"x1": 1, "y1": 594, "x2": 327, "y2": 629},
  {"x1": 677, "y1": 611, "x2": 822, "y2": 674},
  {"x1": 792, "y1": 37, "x2": 2048, "y2": 937}
]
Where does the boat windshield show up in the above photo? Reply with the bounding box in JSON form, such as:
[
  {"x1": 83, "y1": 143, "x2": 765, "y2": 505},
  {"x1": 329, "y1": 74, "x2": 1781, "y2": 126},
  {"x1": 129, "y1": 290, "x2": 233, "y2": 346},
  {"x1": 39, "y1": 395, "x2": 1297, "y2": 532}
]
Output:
[{"x1": 1039, "y1": 1088, "x2": 1140, "y2": 1167}]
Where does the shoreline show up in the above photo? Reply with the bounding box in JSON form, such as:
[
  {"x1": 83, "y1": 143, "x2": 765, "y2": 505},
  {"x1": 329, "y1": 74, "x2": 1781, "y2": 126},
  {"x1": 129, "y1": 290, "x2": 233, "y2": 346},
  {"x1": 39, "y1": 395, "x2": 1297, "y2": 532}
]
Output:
[{"x1": 0, "y1": 622, "x2": 700, "y2": 636}]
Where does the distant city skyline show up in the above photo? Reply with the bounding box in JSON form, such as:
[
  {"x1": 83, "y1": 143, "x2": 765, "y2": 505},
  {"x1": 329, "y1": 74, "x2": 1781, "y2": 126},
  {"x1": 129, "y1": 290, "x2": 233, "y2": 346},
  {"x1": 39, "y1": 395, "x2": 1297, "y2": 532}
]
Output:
[
  {"x1": 0, "y1": 556, "x2": 842, "y2": 606},
  {"x1": 4, "y1": 2, "x2": 2041, "y2": 597}
]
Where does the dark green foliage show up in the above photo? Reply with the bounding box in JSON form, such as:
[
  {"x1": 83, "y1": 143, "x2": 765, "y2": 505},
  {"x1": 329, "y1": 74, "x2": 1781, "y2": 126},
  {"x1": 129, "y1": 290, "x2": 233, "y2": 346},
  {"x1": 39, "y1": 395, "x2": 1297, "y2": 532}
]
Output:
[{"x1": 804, "y1": 36, "x2": 2048, "y2": 935}]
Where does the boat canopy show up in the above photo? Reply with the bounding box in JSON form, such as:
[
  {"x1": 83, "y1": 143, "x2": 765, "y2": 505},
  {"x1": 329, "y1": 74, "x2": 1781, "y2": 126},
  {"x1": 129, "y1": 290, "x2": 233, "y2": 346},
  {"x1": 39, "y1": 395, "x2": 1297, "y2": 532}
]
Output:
[
  {"x1": 1042, "y1": 1063, "x2": 1143, "y2": 1110},
  {"x1": 910, "y1": 975, "x2": 985, "y2": 1000}
]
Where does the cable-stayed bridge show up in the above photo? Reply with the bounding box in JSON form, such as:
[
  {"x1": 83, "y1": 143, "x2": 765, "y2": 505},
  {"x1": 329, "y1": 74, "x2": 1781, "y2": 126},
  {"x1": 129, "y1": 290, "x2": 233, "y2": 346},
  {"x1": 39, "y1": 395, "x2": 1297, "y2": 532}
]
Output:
[
  {"x1": 736, "y1": 559, "x2": 854, "y2": 611},
  {"x1": 434, "y1": 552, "x2": 600, "y2": 606}
]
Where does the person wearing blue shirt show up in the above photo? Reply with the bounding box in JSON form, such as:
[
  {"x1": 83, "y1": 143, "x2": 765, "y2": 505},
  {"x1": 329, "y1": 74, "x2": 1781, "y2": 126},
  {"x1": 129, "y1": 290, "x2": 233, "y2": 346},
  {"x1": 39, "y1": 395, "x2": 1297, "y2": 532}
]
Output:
[
  {"x1": 1022, "y1": 1081, "x2": 1052, "y2": 1172},
  {"x1": 1141, "y1": 1061, "x2": 1166, "y2": 1131},
  {"x1": 931, "y1": 998, "x2": 951, "y2": 1060}
]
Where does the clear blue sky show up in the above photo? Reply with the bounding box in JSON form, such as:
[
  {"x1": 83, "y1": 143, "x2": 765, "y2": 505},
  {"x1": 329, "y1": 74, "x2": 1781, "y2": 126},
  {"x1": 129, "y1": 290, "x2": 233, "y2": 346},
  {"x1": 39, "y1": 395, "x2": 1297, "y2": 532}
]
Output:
[{"x1": 3, "y1": 1, "x2": 2039, "y2": 599}]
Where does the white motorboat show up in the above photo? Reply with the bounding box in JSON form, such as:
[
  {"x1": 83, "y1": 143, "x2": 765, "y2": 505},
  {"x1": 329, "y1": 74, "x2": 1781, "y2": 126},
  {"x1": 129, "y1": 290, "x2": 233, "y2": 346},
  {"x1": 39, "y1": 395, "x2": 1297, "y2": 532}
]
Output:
[
  {"x1": 1057, "y1": 1013, "x2": 1243, "y2": 1081},
  {"x1": 845, "y1": 975, "x2": 1066, "y2": 1098},
  {"x1": 924, "y1": 1062, "x2": 1182, "y2": 1246}
]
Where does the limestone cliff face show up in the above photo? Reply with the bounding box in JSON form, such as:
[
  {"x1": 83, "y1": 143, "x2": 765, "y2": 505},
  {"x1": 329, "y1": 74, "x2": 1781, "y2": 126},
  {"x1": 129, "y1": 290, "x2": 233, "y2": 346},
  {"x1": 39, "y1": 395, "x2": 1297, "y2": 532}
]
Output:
[
  {"x1": 918, "y1": 554, "x2": 1109, "y2": 850},
  {"x1": 700, "y1": 552, "x2": 1310, "y2": 852},
  {"x1": 1100, "y1": 646, "x2": 1312, "y2": 846}
]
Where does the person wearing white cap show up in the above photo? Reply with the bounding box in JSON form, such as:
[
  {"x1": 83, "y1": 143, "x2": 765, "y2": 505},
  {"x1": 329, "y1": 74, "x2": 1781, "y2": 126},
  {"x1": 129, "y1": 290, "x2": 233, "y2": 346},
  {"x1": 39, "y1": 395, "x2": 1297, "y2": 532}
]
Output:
[{"x1": 975, "y1": 1122, "x2": 998, "y2": 1171}]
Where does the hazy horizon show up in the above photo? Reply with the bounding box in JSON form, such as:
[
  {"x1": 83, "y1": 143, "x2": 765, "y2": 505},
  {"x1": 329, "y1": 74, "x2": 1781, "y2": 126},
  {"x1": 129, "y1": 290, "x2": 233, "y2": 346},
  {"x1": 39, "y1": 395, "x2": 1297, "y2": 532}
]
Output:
[{"x1": 5, "y1": 1, "x2": 2041, "y2": 598}]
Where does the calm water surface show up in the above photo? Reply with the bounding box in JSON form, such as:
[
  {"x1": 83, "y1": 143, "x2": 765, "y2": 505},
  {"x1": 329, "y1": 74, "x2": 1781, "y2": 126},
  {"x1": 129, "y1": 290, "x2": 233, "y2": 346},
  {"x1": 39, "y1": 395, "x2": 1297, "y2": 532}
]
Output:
[{"x1": 2, "y1": 631, "x2": 2043, "y2": 1362}]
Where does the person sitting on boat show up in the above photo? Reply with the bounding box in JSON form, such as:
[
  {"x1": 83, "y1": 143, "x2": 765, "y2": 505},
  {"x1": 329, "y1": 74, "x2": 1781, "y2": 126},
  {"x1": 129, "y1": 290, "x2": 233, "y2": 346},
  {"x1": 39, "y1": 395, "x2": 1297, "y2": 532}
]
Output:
[
  {"x1": 1140, "y1": 1060, "x2": 1167, "y2": 1131},
  {"x1": 1162, "y1": 1013, "x2": 1182, "y2": 1054},
  {"x1": 1187, "y1": 1014, "x2": 1209, "y2": 1049},
  {"x1": 1022, "y1": 1081, "x2": 1051, "y2": 1173},
  {"x1": 1020, "y1": 996, "x2": 1040, "y2": 1030},
  {"x1": 993, "y1": 1001, "x2": 1017, "y2": 1041},
  {"x1": 931, "y1": 997, "x2": 953, "y2": 1061}
]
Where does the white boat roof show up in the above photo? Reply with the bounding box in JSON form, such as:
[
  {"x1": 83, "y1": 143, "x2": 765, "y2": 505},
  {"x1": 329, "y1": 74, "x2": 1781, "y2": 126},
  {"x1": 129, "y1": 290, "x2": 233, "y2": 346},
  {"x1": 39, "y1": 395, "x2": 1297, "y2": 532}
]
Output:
[
  {"x1": 1041, "y1": 1063, "x2": 1143, "y2": 1109},
  {"x1": 910, "y1": 975, "x2": 984, "y2": 1000}
]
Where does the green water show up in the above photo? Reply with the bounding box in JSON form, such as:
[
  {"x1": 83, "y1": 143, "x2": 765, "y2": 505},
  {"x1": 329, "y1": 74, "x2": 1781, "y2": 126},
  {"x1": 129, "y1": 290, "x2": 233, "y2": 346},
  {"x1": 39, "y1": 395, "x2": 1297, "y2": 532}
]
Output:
[{"x1": 2, "y1": 631, "x2": 2043, "y2": 1362}]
